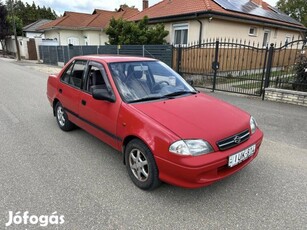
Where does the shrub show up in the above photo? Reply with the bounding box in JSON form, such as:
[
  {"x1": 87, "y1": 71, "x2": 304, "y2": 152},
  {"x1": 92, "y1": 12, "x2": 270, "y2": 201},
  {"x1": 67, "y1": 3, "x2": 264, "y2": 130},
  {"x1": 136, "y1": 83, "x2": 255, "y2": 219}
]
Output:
[{"x1": 293, "y1": 52, "x2": 307, "y2": 92}]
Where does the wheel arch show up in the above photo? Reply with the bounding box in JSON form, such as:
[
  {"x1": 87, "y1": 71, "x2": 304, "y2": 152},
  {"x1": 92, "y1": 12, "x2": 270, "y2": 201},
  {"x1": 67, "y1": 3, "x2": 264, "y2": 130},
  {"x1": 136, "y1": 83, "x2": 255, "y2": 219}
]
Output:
[{"x1": 122, "y1": 135, "x2": 148, "y2": 165}]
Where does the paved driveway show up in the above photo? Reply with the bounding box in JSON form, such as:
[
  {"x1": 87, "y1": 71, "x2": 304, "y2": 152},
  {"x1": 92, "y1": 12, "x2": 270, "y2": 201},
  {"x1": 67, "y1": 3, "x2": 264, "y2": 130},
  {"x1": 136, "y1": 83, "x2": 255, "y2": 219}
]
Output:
[{"x1": 0, "y1": 58, "x2": 306, "y2": 229}]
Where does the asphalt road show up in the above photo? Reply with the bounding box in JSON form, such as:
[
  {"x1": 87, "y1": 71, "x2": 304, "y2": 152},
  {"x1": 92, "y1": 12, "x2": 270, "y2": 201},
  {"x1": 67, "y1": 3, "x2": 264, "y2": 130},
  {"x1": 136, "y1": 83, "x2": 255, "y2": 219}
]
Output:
[{"x1": 0, "y1": 58, "x2": 306, "y2": 230}]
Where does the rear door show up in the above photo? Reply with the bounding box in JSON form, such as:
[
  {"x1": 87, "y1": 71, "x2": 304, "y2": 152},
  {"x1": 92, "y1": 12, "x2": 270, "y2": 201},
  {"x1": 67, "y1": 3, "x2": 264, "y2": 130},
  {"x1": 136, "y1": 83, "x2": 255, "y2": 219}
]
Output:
[{"x1": 58, "y1": 59, "x2": 87, "y2": 120}]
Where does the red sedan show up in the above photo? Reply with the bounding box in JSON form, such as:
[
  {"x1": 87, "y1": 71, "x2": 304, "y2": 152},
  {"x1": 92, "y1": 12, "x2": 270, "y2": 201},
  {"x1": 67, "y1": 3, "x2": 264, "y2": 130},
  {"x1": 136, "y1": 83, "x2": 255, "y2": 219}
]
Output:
[{"x1": 47, "y1": 55, "x2": 263, "y2": 190}]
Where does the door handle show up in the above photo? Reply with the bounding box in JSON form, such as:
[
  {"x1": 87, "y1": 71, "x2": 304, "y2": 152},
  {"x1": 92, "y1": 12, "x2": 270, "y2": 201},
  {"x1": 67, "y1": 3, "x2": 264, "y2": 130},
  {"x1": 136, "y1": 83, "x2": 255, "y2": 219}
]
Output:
[
  {"x1": 81, "y1": 100, "x2": 86, "y2": 106},
  {"x1": 59, "y1": 88, "x2": 62, "y2": 94}
]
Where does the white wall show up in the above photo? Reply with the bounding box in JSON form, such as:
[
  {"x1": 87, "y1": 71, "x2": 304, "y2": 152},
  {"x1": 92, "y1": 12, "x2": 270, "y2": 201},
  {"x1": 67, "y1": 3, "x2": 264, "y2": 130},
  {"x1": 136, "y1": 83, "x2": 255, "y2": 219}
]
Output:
[
  {"x1": 164, "y1": 18, "x2": 303, "y2": 46},
  {"x1": 45, "y1": 29, "x2": 108, "y2": 46},
  {"x1": 5, "y1": 36, "x2": 31, "y2": 59},
  {"x1": 18, "y1": 37, "x2": 30, "y2": 59}
]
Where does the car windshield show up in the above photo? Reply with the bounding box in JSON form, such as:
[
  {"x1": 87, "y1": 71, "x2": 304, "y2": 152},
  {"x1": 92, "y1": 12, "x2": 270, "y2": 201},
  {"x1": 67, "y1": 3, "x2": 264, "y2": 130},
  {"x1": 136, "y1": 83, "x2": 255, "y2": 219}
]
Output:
[{"x1": 109, "y1": 61, "x2": 196, "y2": 103}]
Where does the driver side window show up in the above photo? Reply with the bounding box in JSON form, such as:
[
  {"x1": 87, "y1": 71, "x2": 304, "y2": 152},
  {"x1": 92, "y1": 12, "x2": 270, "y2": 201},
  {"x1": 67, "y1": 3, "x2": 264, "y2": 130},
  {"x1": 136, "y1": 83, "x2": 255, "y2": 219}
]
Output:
[
  {"x1": 86, "y1": 66, "x2": 106, "y2": 93},
  {"x1": 85, "y1": 63, "x2": 113, "y2": 95}
]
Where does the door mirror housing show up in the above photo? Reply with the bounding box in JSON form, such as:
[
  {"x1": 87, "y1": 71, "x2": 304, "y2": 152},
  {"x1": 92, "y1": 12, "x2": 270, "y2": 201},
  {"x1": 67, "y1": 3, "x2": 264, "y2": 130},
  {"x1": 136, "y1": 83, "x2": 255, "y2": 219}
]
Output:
[{"x1": 92, "y1": 88, "x2": 115, "y2": 102}]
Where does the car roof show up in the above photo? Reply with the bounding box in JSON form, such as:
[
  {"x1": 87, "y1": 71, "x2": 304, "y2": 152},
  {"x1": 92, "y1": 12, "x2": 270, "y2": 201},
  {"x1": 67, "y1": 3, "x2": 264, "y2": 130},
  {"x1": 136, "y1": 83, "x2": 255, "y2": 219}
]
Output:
[{"x1": 73, "y1": 55, "x2": 157, "y2": 63}]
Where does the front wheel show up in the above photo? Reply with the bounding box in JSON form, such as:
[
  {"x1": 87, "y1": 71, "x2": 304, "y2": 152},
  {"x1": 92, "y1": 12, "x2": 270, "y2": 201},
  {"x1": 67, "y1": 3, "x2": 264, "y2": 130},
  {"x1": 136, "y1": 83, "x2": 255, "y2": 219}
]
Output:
[
  {"x1": 125, "y1": 139, "x2": 161, "y2": 190},
  {"x1": 55, "y1": 102, "x2": 75, "y2": 131}
]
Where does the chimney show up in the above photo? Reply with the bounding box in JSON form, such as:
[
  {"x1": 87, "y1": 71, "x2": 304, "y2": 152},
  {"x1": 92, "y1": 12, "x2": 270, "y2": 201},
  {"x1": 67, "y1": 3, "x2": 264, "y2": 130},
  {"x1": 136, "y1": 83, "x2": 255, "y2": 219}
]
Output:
[
  {"x1": 143, "y1": 0, "x2": 149, "y2": 10},
  {"x1": 251, "y1": 0, "x2": 262, "y2": 7}
]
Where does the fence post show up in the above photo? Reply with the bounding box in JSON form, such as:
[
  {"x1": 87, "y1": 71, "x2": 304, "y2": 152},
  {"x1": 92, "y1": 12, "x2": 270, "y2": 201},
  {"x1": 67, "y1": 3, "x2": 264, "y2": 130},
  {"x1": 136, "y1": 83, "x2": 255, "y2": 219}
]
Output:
[
  {"x1": 117, "y1": 45, "x2": 120, "y2": 55},
  {"x1": 262, "y1": 43, "x2": 274, "y2": 100},
  {"x1": 67, "y1": 45, "x2": 70, "y2": 61},
  {"x1": 41, "y1": 46, "x2": 44, "y2": 64},
  {"x1": 62, "y1": 46, "x2": 65, "y2": 64},
  {"x1": 212, "y1": 40, "x2": 220, "y2": 92},
  {"x1": 176, "y1": 45, "x2": 182, "y2": 74},
  {"x1": 143, "y1": 45, "x2": 145, "y2": 57},
  {"x1": 56, "y1": 46, "x2": 59, "y2": 66},
  {"x1": 260, "y1": 45, "x2": 269, "y2": 97},
  {"x1": 48, "y1": 46, "x2": 50, "y2": 65}
]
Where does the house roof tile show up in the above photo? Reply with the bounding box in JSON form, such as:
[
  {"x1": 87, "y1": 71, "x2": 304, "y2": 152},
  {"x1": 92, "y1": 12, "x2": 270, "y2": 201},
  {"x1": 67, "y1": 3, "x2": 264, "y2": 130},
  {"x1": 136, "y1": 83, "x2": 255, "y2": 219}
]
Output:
[
  {"x1": 39, "y1": 7, "x2": 139, "y2": 31},
  {"x1": 23, "y1": 19, "x2": 53, "y2": 32},
  {"x1": 128, "y1": 0, "x2": 306, "y2": 30}
]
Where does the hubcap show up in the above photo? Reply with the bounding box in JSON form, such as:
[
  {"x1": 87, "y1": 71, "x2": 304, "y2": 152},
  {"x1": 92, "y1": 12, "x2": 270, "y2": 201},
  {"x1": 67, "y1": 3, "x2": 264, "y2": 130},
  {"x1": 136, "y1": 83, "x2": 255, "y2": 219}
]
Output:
[
  {"x1": 57, "y1": 106, "x2": 65, "y2": 127},
  {"x1": 129, "y1": 148, "x2": 149, "y2": 182}
]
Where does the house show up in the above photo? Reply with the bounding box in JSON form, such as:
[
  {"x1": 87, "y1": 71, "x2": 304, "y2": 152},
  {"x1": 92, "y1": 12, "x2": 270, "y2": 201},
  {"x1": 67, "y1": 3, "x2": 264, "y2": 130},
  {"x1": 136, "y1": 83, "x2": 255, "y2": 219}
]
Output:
[
  {"x1": 23, "y1": 19, "x2": 52, "y2": 38},
  {"x1": 130, "y1": 0, "x2": 307, "y2": 46},
  {"x1": 38, "y1": 6, "x2": 139, "y2": 46}
]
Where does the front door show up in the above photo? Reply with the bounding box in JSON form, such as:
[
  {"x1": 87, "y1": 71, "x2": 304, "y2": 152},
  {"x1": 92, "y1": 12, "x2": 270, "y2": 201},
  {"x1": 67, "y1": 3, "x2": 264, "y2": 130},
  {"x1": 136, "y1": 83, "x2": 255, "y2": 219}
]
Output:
[{"x1": 78, "y1": 61, "x2": 121, "y2": 148}]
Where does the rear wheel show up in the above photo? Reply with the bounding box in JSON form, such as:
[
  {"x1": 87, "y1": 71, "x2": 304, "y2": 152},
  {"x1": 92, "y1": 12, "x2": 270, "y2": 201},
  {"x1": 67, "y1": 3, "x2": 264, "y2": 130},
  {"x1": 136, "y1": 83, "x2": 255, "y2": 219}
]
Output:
[
  {"x1": 125, "y1": 139, "x2": 161, "y2": 190},
  {"x1": 55, "y1": 102, "x2": 75, "y2": 131}
]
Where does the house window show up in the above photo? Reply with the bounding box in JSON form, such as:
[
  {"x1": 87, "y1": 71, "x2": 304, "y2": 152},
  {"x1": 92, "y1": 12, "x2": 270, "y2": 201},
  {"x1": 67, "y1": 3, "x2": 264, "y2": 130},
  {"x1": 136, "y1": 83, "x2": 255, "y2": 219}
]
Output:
[
  {"x1": 262, "y1": 30, "x2": 270, "y2": 47},
  {"x1": 173, "y1": 23, "x2": 188, "y2": 45},
  {"x1": 249, "y1": 27, "x2": 257, "y2": 36},
  {"x1": 285, "y1": 35, "x2": 292, "y2": 47}
]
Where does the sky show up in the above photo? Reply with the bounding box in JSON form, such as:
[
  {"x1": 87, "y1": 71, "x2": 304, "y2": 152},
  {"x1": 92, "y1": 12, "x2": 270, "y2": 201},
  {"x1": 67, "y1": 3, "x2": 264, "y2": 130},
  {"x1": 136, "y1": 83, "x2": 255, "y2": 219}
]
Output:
[{"x1": 20, "y1": 0, "x2": 279, "y2": 16}]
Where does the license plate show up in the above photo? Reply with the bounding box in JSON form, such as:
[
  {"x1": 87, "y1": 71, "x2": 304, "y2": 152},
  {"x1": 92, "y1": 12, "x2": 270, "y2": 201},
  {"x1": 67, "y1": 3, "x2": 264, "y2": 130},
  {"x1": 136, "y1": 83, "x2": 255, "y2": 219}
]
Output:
[{"x1": 228, "y1": 144, "x2": 256, "y2": 168}]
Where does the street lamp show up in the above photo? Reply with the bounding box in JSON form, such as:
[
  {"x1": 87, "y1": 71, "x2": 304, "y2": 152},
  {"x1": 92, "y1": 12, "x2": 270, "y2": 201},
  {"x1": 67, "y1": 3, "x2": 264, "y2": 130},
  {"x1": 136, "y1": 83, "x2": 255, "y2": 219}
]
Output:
[{"x1": 10, "y1": 0, "x2": 21, "y2": 61}]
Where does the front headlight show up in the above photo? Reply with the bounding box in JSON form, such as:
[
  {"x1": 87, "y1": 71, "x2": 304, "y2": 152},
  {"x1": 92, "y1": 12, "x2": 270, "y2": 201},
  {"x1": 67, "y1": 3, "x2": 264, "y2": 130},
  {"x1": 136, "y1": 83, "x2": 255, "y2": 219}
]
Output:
[
  {"x1": 250, "y1": 116, "x2": 258, "y2": 134},
  {"x1": 169, "y1": 139, "x2": 213, "y2": 156}
]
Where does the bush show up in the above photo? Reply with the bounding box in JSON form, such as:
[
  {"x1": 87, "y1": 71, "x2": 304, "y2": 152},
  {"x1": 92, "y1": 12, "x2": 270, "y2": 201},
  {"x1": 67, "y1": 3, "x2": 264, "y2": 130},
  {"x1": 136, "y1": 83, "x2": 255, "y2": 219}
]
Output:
[{"x1": 293, "y1": 52, "x2": 307, "y2": 92}]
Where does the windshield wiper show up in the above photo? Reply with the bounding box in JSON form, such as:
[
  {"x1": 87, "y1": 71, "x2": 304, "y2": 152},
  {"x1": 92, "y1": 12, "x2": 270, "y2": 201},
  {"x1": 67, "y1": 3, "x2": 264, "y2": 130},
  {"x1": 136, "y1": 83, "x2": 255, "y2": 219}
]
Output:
[
  {"x1": 129, "y1": 91, "x2": 197, "y2": 103},
  {"x1": 129, "y1": 96, "x2": 163, "y2": 103},
  {"x1": 163, "y1": 91, "x2": 197, "y2": 98}
]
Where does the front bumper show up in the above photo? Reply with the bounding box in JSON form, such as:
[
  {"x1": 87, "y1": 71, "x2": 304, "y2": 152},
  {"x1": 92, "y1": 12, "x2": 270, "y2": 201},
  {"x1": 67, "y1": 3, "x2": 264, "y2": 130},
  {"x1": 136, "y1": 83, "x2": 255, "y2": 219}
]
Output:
[{"x1": 155, "y1": 129, "x2": 263, "y2": 188}]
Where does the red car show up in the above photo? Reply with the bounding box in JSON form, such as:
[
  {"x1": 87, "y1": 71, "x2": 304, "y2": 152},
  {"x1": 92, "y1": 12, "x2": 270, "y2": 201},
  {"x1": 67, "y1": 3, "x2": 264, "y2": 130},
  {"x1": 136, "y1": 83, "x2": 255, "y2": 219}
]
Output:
[{"x1": 47, "y1": 55, "x2": 263, "y2": 190}]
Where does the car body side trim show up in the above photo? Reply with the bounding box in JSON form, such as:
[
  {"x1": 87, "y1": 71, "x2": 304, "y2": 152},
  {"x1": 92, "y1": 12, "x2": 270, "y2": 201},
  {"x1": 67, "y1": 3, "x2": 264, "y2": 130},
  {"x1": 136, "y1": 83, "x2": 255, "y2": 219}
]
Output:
[{"x1": 64, "y1": 107, "x2": 122, "y2": 142}]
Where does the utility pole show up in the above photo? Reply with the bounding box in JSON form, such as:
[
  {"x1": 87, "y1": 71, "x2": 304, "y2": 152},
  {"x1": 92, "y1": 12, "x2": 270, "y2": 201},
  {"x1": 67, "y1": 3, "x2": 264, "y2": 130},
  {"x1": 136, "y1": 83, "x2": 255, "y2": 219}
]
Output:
[{"x1": 10, "y1": 0, "x2": 21, "y2": 61}]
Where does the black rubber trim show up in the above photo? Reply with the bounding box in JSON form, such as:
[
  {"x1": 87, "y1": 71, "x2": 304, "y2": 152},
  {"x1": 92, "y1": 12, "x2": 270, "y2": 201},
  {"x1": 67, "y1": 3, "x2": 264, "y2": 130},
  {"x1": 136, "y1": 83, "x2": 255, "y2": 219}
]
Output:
[{"x1": 64, "y1": 107, "x2": 122, "y2": 142}]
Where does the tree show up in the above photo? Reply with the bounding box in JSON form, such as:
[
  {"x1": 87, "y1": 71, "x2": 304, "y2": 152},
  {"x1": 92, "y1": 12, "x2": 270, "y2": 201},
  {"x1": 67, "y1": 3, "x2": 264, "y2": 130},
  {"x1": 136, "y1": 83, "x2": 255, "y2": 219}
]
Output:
[
  {"x1": 5, "y1": 0, "x2": 57, "y2": 33},
  {"x1": 6, "y1": 14, "x2": 23, "y2": 35},
  {"x1": 105, "y1": 16, "x2": 169, "y2": 45},
  {"x1": 276, "y1": 0, "x2": 307, "y2": 27},
  {"x1": 0, "y1": 0, "x2": 10, "y2": 55}
]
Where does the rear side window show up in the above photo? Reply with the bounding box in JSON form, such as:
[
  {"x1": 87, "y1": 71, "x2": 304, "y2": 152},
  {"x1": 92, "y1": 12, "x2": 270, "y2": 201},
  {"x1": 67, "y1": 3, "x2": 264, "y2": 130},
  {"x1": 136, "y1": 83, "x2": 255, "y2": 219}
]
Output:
[{"x1": 61, "y1": 60, "x2": 87, "y2": 89}]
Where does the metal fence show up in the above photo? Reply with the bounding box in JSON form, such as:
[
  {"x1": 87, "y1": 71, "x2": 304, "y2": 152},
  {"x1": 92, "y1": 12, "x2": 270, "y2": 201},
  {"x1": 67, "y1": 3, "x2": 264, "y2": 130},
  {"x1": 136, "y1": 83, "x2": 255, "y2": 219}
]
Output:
[
  {"x1": 39, "y1": 39, "x2": 307, "y2": 96},
  {"x1": 174, "y1": 38, "x2": 307, "y2": 96},
  {"x1": 39, "y1": 45, "x2": 173, "y2": 67}
]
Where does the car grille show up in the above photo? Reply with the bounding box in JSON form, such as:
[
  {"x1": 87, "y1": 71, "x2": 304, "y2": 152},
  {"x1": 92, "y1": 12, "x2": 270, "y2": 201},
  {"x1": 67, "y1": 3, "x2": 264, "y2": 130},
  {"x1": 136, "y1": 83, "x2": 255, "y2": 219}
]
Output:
[{"x1": 217, "y1": 129, "x2": 250, "y2": 151}]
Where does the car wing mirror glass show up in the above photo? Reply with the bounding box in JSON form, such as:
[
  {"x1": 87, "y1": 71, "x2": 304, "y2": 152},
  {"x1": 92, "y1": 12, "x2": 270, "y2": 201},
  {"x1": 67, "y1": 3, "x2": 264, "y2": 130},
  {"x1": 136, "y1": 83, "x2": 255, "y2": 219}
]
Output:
[{"x1": 92, "y1": 88, "x2": 115, "y2": 102}]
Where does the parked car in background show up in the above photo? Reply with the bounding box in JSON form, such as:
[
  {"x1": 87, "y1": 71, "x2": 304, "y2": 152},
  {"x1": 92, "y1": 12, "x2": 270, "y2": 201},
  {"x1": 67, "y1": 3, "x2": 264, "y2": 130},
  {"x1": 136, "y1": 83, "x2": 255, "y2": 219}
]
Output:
[{"x1": 47, "y1": 55, "x2": 263, "y2": 190}]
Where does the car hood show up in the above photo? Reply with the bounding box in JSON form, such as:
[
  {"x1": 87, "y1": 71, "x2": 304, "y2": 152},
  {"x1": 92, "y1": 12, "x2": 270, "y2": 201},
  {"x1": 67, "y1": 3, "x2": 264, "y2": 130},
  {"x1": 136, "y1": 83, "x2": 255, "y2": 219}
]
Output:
[{"x1": 131, "y1": 93, "x2": 251, "y2": 144}]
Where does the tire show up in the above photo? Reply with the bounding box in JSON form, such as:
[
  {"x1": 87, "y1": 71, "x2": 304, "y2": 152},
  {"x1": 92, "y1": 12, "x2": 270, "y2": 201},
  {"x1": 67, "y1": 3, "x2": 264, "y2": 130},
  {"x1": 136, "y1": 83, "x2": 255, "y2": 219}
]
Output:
[
  {"x1": 125, "y1": 139, "x2": 161, "y2": 190},
  {"x1": 55, "y1": 102, "x2": 75, "y2": 131}
]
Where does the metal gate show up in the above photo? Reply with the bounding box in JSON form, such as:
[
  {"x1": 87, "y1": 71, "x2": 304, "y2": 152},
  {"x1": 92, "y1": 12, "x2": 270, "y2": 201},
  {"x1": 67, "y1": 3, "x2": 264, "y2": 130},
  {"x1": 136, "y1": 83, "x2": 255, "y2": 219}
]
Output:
[
  {"x1": 27, "y1": 39, "x2": 37, "y2": 60},
  {"x1": 265, "y1": 39, "x2": 307, "y2": 93},
  {"x1": 174, "y1": 39, "x2": 268, "y2": 96}
]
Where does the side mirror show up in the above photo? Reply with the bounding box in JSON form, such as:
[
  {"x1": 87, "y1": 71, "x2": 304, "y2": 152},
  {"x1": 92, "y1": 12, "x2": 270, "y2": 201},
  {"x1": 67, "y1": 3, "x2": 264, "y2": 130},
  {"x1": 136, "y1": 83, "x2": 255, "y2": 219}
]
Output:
[{"x1": 92, "y1": 88, "x2": 115, "y2": 102}]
